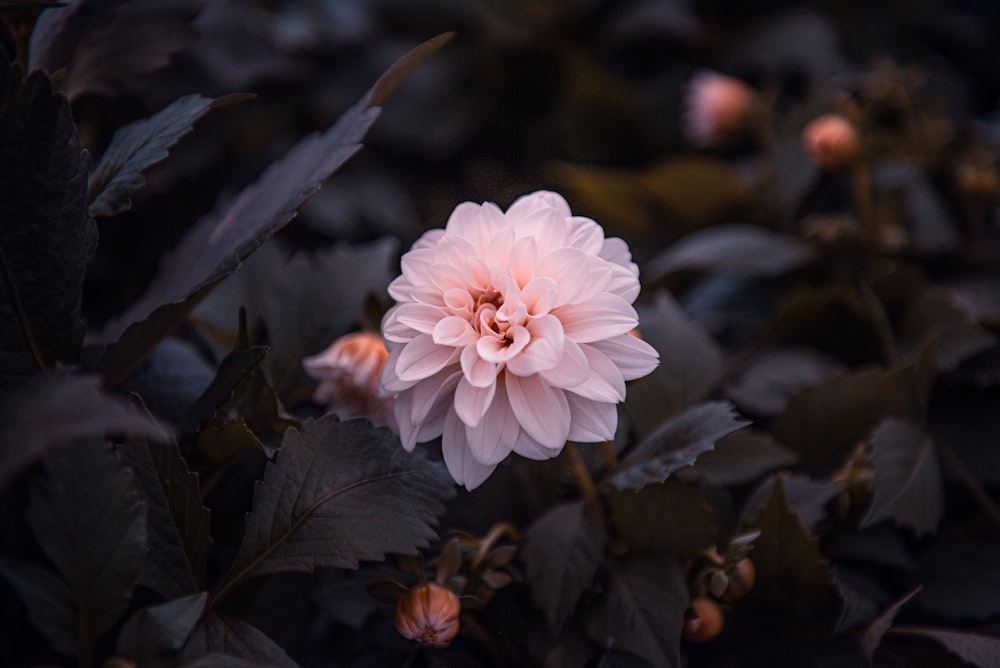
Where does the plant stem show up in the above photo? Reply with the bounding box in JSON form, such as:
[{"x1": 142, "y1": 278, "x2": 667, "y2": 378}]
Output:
[{"x1": 564, "y1": 442, "x2": 605, "y2": 523}]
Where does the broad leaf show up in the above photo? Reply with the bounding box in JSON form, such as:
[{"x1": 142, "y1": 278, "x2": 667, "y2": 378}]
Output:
[
  {"x1": 180, "y1": 343, "x2": 269, "y2": 433},
  {"x1": 211, "y1": 416, "x2": 454, "y2": 602},
  {"x1": 0, "y1": 369, "x2": 170, "y2": 487},
  {"x1": 521, "y1": 501, "x2": 606, "y2": 632},
  {"x1": 0, "y1": 558, "x2": 75, "y2": 655},
  {"x1": 742, "y1": 473, "x2": 844, "y2": 533},
  {"x1": 89, "y1": 94, "x2": 250, "y2": 219},
  {"x1": 834, "y1": 568, "x2": 885, "y2": 635},
  {"x1": 181, "y1": 612, "x2": 295, "y2": 667},
  {"x1": 745, "y1": 476, "x2": 832, "y2": 611},
  {"x1": 861, "y1": 419, "x2": 943, "y2": 537},
  {"x1": 583, "y1": 554, "x2": 688, "y2": 668},
  {"x1": 98, "y1": 33, "x2": 454, "y2": 385},
  {"x1": 607, "y1": 401, "x2": 749, "y2": 491},
  {"x1": 609, "y1": 479, "x2": 716, "y2": 557},
  {"x1": 725, "y1": 345, "x2": 845, "y2": 417},
  {"x1": 116, "y1": 591, "x2": 208, "y2": 660},
  {"x1": 117, "y1": 439, "x2": 211, "y2": 599},
  {"x1": 897, "y1": 287, "x2": 998, "y2": 372},
  {"x1": 689, "y1": 430, "x2": 799, "y2": 487},
  {"x1": 891, "y1": 626, "x2": 1000, "y2": 668},
  {"x1": 860, "y1": 587, "x2": 921, "y2": 661},
  {"x1": 0, "y1": 59, "x2": 92, "y2": 392},
  {"x1": 918, "y1": 540, "x2": 1000, "y2": 621}
]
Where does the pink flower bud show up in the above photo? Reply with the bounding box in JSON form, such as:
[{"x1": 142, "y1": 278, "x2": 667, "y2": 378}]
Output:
[
  {"x1": 393, "y1": 582, "x2": 461, "y2": 648},
  {"x1": 683, "y1": 70, "x2": 756, "y2": 147},
  {"x1": 302, "y1": 331, "x2": 396, "y2": 429},
  {"x1": 802, "y1": 114, "x2": 859, "y2": 170}
]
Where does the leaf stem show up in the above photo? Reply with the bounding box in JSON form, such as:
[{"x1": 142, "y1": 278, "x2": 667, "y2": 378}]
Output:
[
  {"x1": 0, "y1": 245, "x2": 45, "y2": 370},
  {"x1": 564, "y1": 443, "x2": 605, "y2": 524}
]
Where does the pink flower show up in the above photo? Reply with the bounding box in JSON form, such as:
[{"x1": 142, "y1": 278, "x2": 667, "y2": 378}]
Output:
[
  {"x1": 802, "y1": 113, "x2": 859, "y2": 170},
  {"x1": 302, "y1": 331, "x2": 396, "y2": 429},
  {"x1": 683, "y1": 70, "x2": 756, "y2": 147},
  {"x1": 380, "y1": 191, "x2": 659, "y2": 489},
  {"x1": 394, "y1": 582, "x2": 461, "y2": 648}
]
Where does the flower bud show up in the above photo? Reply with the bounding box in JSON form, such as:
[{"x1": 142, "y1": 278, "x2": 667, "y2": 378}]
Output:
[
  {"x1": 682, "y1": 597, "x2": 725, "y2": 642},
  {"x1": 682, "y1": 70, "x2": 756, "y2": 147},
  {"x1": 302, "y1": 331, "x2": 396, "y2": 429},
  {"x1": 394, "y1": 582, "x2": 461, "y2": 648},
  {"x1": 956, "y1": 162, "x2": 998, "y2": 199},
  {"x1": 802, "y1": 114, "x2": 859, "y2": 170},
  {"x1": 719, "y1": 558, "x2": 756, "y2": 602}
]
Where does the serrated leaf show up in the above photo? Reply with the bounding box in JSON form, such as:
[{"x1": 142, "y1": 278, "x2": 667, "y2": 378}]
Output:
[
  {"x1": 833, "y1": 568, "x2": 885, "y2": 635},
  {"x1": 98, "y1": 34, "x2": 453, "y2": 386},
  {"x1": 89, "y1": 94, "x2": 249, "y2": 219},
  {"x1": 583, "y1": 554, "x2": 687, "y2": 668},
  {"x1": 742, "y1": 473, "x2": 845, "y2": 534},
  {"x1": 745, "y1": 476, "x2": 832, "y2": 611},
  {"x1": 0, "y1": 369, "x2": 170, "y2": 488},
  {"x1": 180, "y1": 343, "x2": 269, "y2": 433},
  {"x1": 211, "y1": 416, "x2": 454, "y2": 603},
  {"x1": 0, "y1": 59, "x2": 92, "y2": 392},
  {"x1": 117, "y1": 439, "x2": 211, "y2": 599},
  {"x1": 891, "y1": 626, "x2": 1000, "y2": 668},
  {"x1": 860, "y1": 587, "x2": 921, "y2": 662},
  {"x1": 116, "y1": 591, "x2": 207, "y2": 659},
  {"x1": 918, "y1": 540, "x2": 1000, "y2": 621},
  {"x1": 607, "y1": 401, "x2": 749, "y2": 491},
  {"x1": 609, "y1": 479, "x2": 716, "y2": 557},
  {"x1": 181, "y1": 612, "x2": 295, "y2": 667},
  {"x1": 726, "y1": 345, "x2": 845, "y2": 417},
  {"x1": 897, "y1": 287, "x2": 998, "y2": 372},
  {"x1": 861, "y1": 420, "x2": 943, "y2": 537},
  {"x1": 521, "y1": 501, "x2": 606, "y2": 632},
  {"x1": 690, "y1": 430, "x2": 799, "y2": 487}
]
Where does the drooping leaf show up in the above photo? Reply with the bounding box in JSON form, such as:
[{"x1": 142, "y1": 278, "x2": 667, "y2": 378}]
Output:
[
  {"x1": 117, "y1": 439, "x2": 211, "y2": 599},
  {"x1": 689, "y1": 430, "x2": 799, "y2": 487},
  {"x1": 890, "y1": 626, "x2": 1000, "y2": 668},
  {"x1": 583, "y1": 554, "x2": 688, "y2": 668},
  {"x1": 861, "y1": 419, "x2": 944, "y2": 537},
  {"x1": 521, "y1": 501, "x2": 606, "y2": 632},
  {"x1": 28, "y1": 0, "x2": 206, "y2": 100},
  {"x1": 89, "y1": 93, "x2": 251, "y2": 219},
  {"x1": 116, "y1": 591, "x2": 207, "y2": 660},
  {"x1": 181, "y1": 612, "x2": 295, "y2": 668},
  {"x1": 744, "y1": 476, "x2": 832, "y2": 611},
  {"x1": 834, "y1": 568, "x2": 885, "y2": 635},
  {"x1": 211, "y1": 416, "x2": 454, "y2": 603},
  {"x1": 0, "y1": 59, "x2": 92, "y2": 392},
  {"x1": 742, "y1": 473, "x2": 845, "y2": 532},
  {"x1": 180, "y1": 343, "x2": 269, "y2": 433},
  {"x1": 608, "y1": 479, "x2": 716, "y2": 558},
  {"x1": 97, "y1": 33, "x2": 454, "y2": 386},
  {"x1": 0, "y1": 369, "x2": 171, "y2": 487},
  {"x1": 643, "y1": 223, "x2": 814, "y2": 282},
  {"x1": 725, "y1": 345, "x2": 845, "y2": 417},
  {"x1": 860, "y1": 587, "x2": 921, "y2": 662},
  {"x1": 626, "y1": 291, "x2": 725, "y2": 433},
  {"x1": 607, "y1": 401, "x2": 749, "y2": 491},
  {"x1": 918, "y1": 540, "x2": 1000, "y2": 621}
]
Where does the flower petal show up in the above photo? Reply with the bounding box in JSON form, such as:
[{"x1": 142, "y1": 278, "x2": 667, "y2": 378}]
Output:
[
  {"x1": 409, "y1": 369, "x2": 462, "y2": 424},
  {"x1": 553, "y1": 294, "x2": 638, "y2": 343},
  {"x1": 538, "y1": 337, "x2": 590, "y2": 388},
  {"x1": 461, "y1": 345, "x2": 499, "y2": 388},
  {"x1": 395, "y1": 335, "x2": 459, "y2": 382},
  {"x1": 433, "y1": 316, "x2": 478, "y2": 347},
  {"x1": 506, "y1": 314, "x2": 564, "y2": 376},
  {"x1": 442, "y1": 408, "x2": 497, "y2": 490},
  {"x1": 454, "y1": 376, "x2": 497, "y2": 428},
  {"x1": 566, "y1": 394, "x2": 618, "y2": 442},
  {"x1": 506, "y1": 373, "x2": 570, "y2": 450},
  {"x1": 464, "y1": 378, "x2": 519, "y2": 465},
  {"x1": 589, "y1": 334, "x2": 660, "y2": 380},
  {"x1": 567, "y1": 344, "x2": 626, "y2": 403},
  {"x1": 395, "y1": 303, "x2": 448, "y2": 335}
]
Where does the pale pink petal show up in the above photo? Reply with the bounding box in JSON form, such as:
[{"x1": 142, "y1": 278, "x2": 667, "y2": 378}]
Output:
[
  {"x1": 506, "y1": 373, "x2": 571, "y2": 449},
  {"x1": 395, "y1": 335, "x2": 459, "y2": 382},
  {"x1": 538, "y1": 337, "x2": 590, "y2": 388},
  {"x1": 553, "y1": 294, "x2": 637, "y2": 343},
  {"x1": 454, "y1": 376, "x2": 497, "y2": 428},
  {"x1": 464, "y1": 379, "x2": 519, "y2": 465},
  {"x1": 381, "y1": 346, "x2": 418, "y2": 393},
  {"x1": 511, "y1": 429, "x2": 563, "y2": 460},
  {"x1": 393, "y1": 392, "x2": 419, "y2": 451},
  {"x1": 409, "y1": 369, "x2": 462, "y2": 424},
  {"x1": 395, "y1": 303, "x2": 448, "y2": 335},
  {"x1": 565, "y1": 216, "x2": 605, "y2": 254},
  {"x1": 515, "y1": 207, "x2": 567, "y2": 255},
  {"x1": 506, "y1": 314, "x2": 564, "y2": 376},
  {"x1": 589, "y1": 334, "x2": 660, "y2": 380},
  {"x1": 521, "y1": 276, "x2": 558, "y2": 315},
  {"x1": 428, "y1": 263, "x2": 469, "y2": 293},
  {"x1": 507, "y1": 190, "x2": 572, "y2": 219},
  {"x1": 432, "y1": 316, "x2": 478, "y2": 347},
  {"x1": 566, "y1": 394, "x2": 618, "y2": 442},
  {"x1": 442, "y1": 408, "x2": 497, "y2": 490},
  {"x1": 461, "y1": 345, "x2": 499, "y2": 388},
  {"x1": 505, "y1": 236, "x2": 537, "y2": 287},
  {"x1": 535, "y1": 248, "x2": 589, "y2": 305},
  {"x1": 477, "y1": 325, "x2": 530, "y2": 363},
  {"x1": 381, "y1": 305, "x2": 421, "y2": 343},
  {"x1": 566, "y1": 344, "x2": 626, "y2": 403}
]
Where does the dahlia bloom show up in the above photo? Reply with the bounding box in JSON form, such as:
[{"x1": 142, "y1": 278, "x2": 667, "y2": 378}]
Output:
[
  {"x1": 302, "y1": 331, "x2": 396, "y2": 429},
  {"x1": 380, "y1": 190, "x2": 659, "y2": 489},
  {"x1": 682, "y1": 70, "x2": 756, "y2": 147},
  {"x1": 802, "y1": 113, "x2": 859, "y2": 171},
  {"x1": 394, "y1": 582, "x2": 461, "y2": 648}
]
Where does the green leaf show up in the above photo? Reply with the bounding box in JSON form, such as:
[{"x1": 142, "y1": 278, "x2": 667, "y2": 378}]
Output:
[
  {"x1": 891, "y1": 626, "x2": 1000, "y2": 668},
  {"x1": 521, "y1": 501, "x2": 606, "y2": 632},
  {"x1": 609, "y1": 479, "x2": 716, "y2": 558},
  {"x1": 689, "y1": 430, "x2": 799, "y2": 487},
  {"x1": 861, "y1": 420, "x2": 943, "y2": 537},
  {"x1": 116, "y1": 591, "x2": 207, "y2": 660},
  {"x1": 0, "y1": 369, "x2": 170, "y2": 487},
  {"x1": 211, "y1": 416, "x2": 454, "y2": 602},
  {"x1": 181, "y1": 612, "x2": 295, "y2": 667},
  {"x1": 0, "y1": 60, "x2": 92, "y2": 392},
  {"x1": 745, "y1": 476, "x2": 832, "y2": 611},
  {"x1": 117, "y1": 439, "x2": 211, "y2": 599},
  {"x1": 583, "y1": 554, "x2": 688, "y2": 668},
  {"x1": 607, "y1": 401, "x2": 749, "y2": 491},
  {"x1": 918, "y1": 540, "x2": 1000, "y2": 621},
  {"x1": 88, "y1": 94, "x2": 251, "y2": 219},
  {"x1": 97, "y1": 33, "x2": 454, "y2": 386},
  {"x1": 860, "y1": 587, "x2": 921, "y2": 662}
]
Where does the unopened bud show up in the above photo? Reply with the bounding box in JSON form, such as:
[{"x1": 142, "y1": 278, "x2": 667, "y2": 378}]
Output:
[
  {"x1": 394, "y1": 582, "x2": 461, "y2": 648},
  {"x1": 682, "y1": 70, "x2": 756, "y2": 147},
  {"x1": 682, "y1": 597, "x2": 725, "y2": 642},
  {"x1": 802, "y1": 114, "x2": 859, "y2": 170}
]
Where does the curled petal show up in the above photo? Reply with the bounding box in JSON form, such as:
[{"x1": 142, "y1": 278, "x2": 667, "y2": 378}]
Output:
[
  {"x1": 395, "y1": 303, "x2": 448, "y2": 335},
  {"x1": 395, "y1": 335, "x2": 459, "y2": 382},
  {"x1": 554, "y1": 294, "x2": 638, "y2": 343},
  {"x1": 506, "y1": 315, "x2": 564, "y2": 376},
  {"x1": 565, "y1": 394, "x2": 618, "y2": 442},
  {"x1": 433, "y1": 316, "x2": 478, "y2": 347},
  {"x1": 568, "y1": 344, "x2": 626, "y2": 403},
  {"x1": 538, "y1": 337, "x2": 590, "y2": 388},
  {"x1": 461, "y1": 345, "x2": 499, "y2": 388},
  {"x1": 506, "y1": 373, "x2": 571, "y2": 450},
  {"x1": 521, "y1": 276, "x2": 559, "y2": 315},
  {"x1": 589, "y1": 334, "x2": 660, "y2": 381}
]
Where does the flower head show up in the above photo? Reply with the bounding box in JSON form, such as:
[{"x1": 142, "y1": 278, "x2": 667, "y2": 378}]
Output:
[
  {"x1": 394, "y1": 582, "x2": 461, "y2": 648},
  {"x1": 380, "y1": 191, "x2": 659, "y2": 489},
  {"x1": 802, "y1": 113, "x2": 859, "y2": 171},
  {"x1": 302, "y1": 331, "x2": 396, "y2": 429},
  {"x1": 683, "y1": 70, "x2": 756, "y2": 147}
]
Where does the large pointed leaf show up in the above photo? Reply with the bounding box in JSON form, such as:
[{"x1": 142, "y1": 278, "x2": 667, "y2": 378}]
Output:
[
  {"x1": 0, "y1": 369, "x2": 171, "y2": 488},
  {"x1": 117, "y1": 439, "x2": 211, "y2": 599},
  {"x1": 211, "y1": 416, "x2": 454, "y2": 603},
  {"x1": 583, "y1": 554, "x2": 688, "y2": 668},
  {"x1": 116, "y1": 591, "x2": 207, "y2": 660},
  {"x1": 181, "y1": 612, "x2": 295, "y2": 668},
  {"x1": 521, "y1": 501, "x2": 606, "y2": 632},
  {"x1": 890, "y1": 627, "x2": 1000, "y2": 668},
  {"x1": 97, "y1": 33, "x2": 454, "y2": 386},
  {"x1": 861, "y1": 420, "x2": 943, "y2": 537},
  {"x1": 690, "y1": 430, "x2": 799, "y2": 487},
  {"x1": 607, "y1": 401, "x2": 749, "y2": 491},
  {"x1": 0, "y1": 58, "x2": 92, "y2": 392},
  {"x1": 608, "y1": 479, "x2": 716, "y2": 557},
  {"x1": 89, "y1": 93, "x2": 250, "y2": 219},
  {"x1": 860, "y1": 587, "x2": 921, "y2": 662}
]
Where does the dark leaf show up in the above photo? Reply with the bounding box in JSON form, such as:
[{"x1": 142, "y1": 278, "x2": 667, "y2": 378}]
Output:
[
  {"x1": 607, "y1": 401, "x2": 749, "y2": 491},
  {"x1": 897, "y1": 287, "x2": 998, "y2": 373},
  {"x1": 860, "y1": 587, "x2": 921, "y2": 662},
  {"x1": 609, "y1": 479, "x2": 715, "y2": 557},
  {"x1": 0, "y1": 63, "x2": 92, "y2": 392},
  {"x1": 180, "y1": 344, "x2": 269, "y2": 433},
  {"x1": 89, "y1": 93, "x2": 251, "y2": 219},
  {"x1": 28, "y1": 0, "x2": 206, "y2": 100},
  {"x1": 211, "y1": 416, "x2": 454, "y2": 602},
  {"x1": 918, "y1": 540, "x2": 1000, "y2": 621},
  {"x1": 522, "y1": 501, "x2": 606, "y2": 632},
  {"x1": 116, "y1": 591, "x2": 207, "y2": 659},
  {"x1": 689, "y1": 430, "x2": 799, "y2": 487},
  {"x1": 583, "y1": 554, "x2": 687, "y2": 668},
  {"x1": 744, "y1": 476, "x2": 832, "y2": 611},
  {"x1": 117, "y1": 439, "x2": 211, "y2": 599},
  {"x1": 181, "y1": 612, "x2": 295, "y2": 667},
  {"x1": 643, "y1": 223, "x2": 814, "y2": 282},
  {"x1": 891, "y1": 626, "x2": 1000, "y2": 668},
  {"x1": 122, "y1": 337, "x2": 216, "y2": 424},
  {"x1": 742, "y1": 473, "x2": 844, "y2": 532},
  {"x1": 194, "y1": 419, "x2": 264, "y2": 469},
  {"x1": 0, "y1": 558, "x2": 75, "y2": 655},
  {"x1": 861, "y1": 420, "x2": 944, "y2": 537},
  {"x1": 98, "y1": 34, "x2": 454, "y2": 383},
  {"x1": 0, "y1": 369, "x2": 170, "y2": 487},
  {"x1": 626, "y1": 291, "x2": 725, "y2": 433},
  {"x1": 725, "y1": 346, "x2": 845, "y2": 417},
  {"x1": 826, "y1": 524, "x2": 918, "y2": 573},
  {"x1": 834, "y1": 568, "x2": 885, "y2": 635}
]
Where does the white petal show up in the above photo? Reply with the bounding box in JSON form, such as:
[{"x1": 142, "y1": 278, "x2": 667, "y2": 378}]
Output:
[
  {"x1": 395, "y1": 335, "x2": 459, "y2": 382},
  {"x1": 589, "y1": 334, "x2": 660, "y2": 381},
  {"x1": 506, "y1": 373, "x2": 570, "y2": 450},
  {"x1": 454, "y1": 376, "x2": 497, "y2": 428},
  {"x1": 442, "y1": 408, "x2": 497, "y2": 490},
  {"x1": 554, "y1": 294, "x2": 638, "y2": 343},
  {"x1": 566, "y1": 394, "x2": 618, "y2": 442}
]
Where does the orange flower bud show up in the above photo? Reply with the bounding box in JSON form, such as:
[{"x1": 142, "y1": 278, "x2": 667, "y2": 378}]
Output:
[
  {"x1": 683, "y1": 70, "x2": 756, "y2": 147},
  {"x1": 802, "y1": 114, "x2": 859, "y2": 170},
  {"x1": 719, "y1": 558, "x2": 756, "y2": 602},
  {"x1": 682, "y1": 597, "x2": 725, "y2": 642},
  {"x1": 302, "y1": 331, "x2": 396, "y2": 429},
  {"x1": 394, "y1": 583, "x2": 461, "y2": 648}
]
